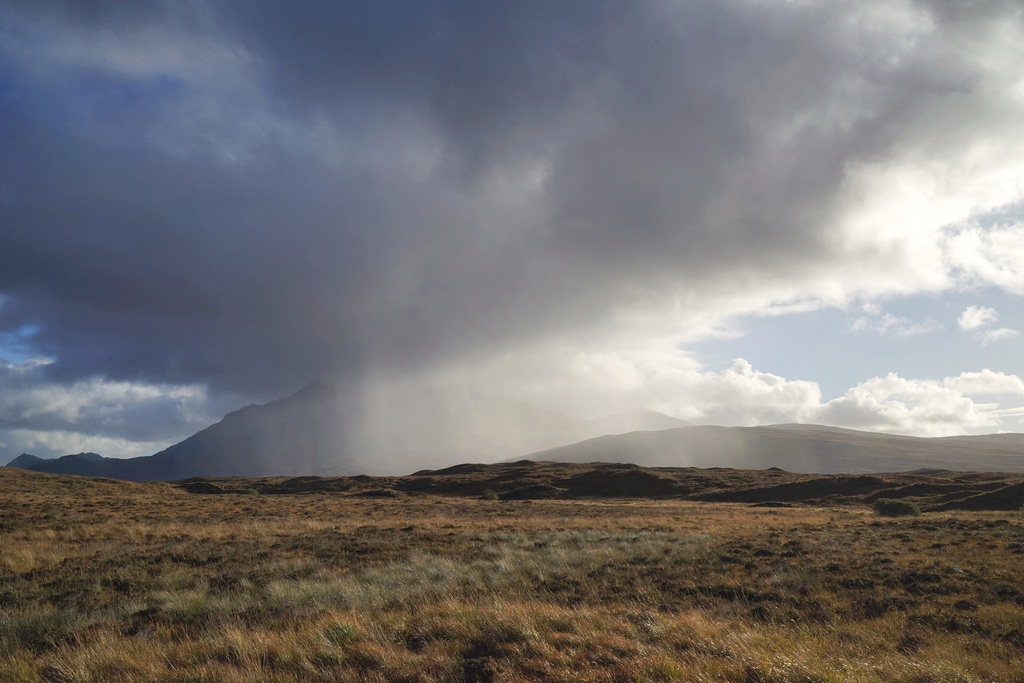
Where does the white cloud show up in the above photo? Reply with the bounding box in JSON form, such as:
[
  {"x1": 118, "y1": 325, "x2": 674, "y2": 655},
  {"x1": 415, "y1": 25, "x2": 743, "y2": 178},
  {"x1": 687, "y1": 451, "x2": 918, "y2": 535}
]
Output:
[
  {"x1": 981, "y1": 327, "x2": 1020, "y2": 345},
  {"x1": 677, "y1": 365, "x2": 1024, "y2": 437},
  {"x1": 464, "y1": 342, "x2": 1024, "y2": 437},
  {"x1": 946, "y1": 222, "x2": 1024, "y2": 295},
  {"x1": 849, "y1": 313, "x2": 942, "y2": 337},
  {"x1": 944, "y1": 369, "x2": 1024, "y2": 396},
  {"x1": 861, "y1": 302, "x2": 883, "y2": 315},
  {"x1": 816, "y1": 373, "x2": 1010, "y2": 436},
  {"x1": 659, "y1": 359, "x2": 824, "y2": 428},
  {"x1": 958, "y1": 305, "x2": 998, "y2": 330},
  {"x1": 953, "y1": 305, "x2": 1019, "y2": 345},
  {"x1": 0, "y1": 377, "x2": 209, "y2": 430},
  {"x1": 0, "y1": 358, "x2": 222, "y2": 460},
  {"x1": 647, "y1": 361, "x2": 1024, "y2": 437},
  {"x1": 0, "y1": 429, "x2": 173, "y2": 461}
]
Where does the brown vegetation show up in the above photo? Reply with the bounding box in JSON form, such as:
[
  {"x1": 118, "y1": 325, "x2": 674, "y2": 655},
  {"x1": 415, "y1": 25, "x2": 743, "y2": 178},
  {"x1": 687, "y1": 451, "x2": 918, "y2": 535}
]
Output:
[{"x1": 3, "y1": 465, "x2": 1024, "y2": 681}]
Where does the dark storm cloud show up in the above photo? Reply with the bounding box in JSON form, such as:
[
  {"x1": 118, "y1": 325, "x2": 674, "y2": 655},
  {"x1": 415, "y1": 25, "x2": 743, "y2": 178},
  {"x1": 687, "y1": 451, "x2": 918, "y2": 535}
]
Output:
[
  {"x1": 0, "y1": 103, "x2": 374, "y2": 391},
  {"x1": 221, "y1": 0, "x2": 794, "y2": 256},
  {"x1": 0, "y1": 0, "x2": 626, "y2": 393},
  {"x1": 2, "y1": 0, "x2": 170, "y2": 26},
  {"x1": 0, "y1": 0, "x2": 1019, "y2": 412},
  {"x1": 222, "y1": 1, "x2": 614, "y2": 162}
]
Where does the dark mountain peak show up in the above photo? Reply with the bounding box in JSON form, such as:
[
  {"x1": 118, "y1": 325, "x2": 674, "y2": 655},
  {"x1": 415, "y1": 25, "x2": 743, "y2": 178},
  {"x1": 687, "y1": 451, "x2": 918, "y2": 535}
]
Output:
[
  {"x1": 23, "y1": 452, "x2": 111, "y2": 477},
  {"x1": 6, "y1": 453, "x2": 45, "y2": 468},
  {"x1": 7, "y1": 452, "x2": 105, "y2": 472},
  {"x1": 290, "y1": 380, "x2": 338, "y2": 400},
  {"x1": 61, "y1": 452, "x2": 105, "y2": 462}
]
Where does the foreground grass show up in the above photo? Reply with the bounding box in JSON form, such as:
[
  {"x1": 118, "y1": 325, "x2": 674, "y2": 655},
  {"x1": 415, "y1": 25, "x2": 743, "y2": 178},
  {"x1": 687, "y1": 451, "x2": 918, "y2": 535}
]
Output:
[{"x1": 2, "y1": 470, "x2": 1024, "y2": 681}]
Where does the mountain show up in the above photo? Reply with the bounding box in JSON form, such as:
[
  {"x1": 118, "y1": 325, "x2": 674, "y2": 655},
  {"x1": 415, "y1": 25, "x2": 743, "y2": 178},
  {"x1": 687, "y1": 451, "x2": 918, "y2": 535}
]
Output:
[
  {"x1": 6, "y1": 452, "x2": 108, "y2": 474},
  {"x1": 526, "y1": 424, "x2": 1024, "y2": 473},
  {"x1": 5, "y1": 453, "x2": 46, "y2": 469},
  {"x1": 4, "y1": 384, "x2": 691, "y2": 481},
  {"x1": 20, "y1": 452, "x2": 113, "y2": 476},
  {"x1": 138, "y1": 387, "x2": 692, "y2": 479},
  {"x1": 138, "y1": 381, "x2": 354, "y2": 478},
  {"x1": 0, "y1": 384, "x2": 348, "y2": 481}
]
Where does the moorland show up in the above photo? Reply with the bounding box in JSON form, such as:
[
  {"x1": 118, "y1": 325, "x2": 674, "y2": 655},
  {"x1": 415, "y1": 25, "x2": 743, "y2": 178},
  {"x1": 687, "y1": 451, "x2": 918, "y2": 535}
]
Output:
[{"x1": 3, "y1": 463, "x2": 1024, "y2": 681}]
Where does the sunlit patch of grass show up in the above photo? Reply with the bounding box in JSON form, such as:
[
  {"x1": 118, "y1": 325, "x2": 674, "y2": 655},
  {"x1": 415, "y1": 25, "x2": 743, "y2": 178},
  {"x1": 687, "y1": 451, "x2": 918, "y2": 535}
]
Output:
[{"x1": 2, "y1": 549, "x2": 40, "y2": 575}]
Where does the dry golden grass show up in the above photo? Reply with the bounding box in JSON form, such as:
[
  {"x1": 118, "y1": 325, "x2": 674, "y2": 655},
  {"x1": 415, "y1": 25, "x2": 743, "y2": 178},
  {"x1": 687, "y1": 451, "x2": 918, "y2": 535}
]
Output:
[{"x1": 2, "y1": 466, "x2": 1024, "y2": 681}]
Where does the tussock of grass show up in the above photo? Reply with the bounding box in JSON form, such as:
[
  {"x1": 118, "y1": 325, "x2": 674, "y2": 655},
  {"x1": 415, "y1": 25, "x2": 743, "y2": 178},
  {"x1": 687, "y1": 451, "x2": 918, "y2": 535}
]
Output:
[{"x1": 873, "y1": 498, "x2": 922, "y2": 517}]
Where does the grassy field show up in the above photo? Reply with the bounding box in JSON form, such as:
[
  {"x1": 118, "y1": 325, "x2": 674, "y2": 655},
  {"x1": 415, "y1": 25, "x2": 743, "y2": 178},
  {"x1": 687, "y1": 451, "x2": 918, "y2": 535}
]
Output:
[{"x1": 3, "y1": 467, "x2": 1024, "y2": 682}]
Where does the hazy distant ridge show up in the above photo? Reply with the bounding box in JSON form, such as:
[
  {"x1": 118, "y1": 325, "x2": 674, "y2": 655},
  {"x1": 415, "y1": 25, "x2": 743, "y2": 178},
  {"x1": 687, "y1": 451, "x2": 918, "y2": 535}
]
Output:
[{"x1": 528, "y1": 424, "x2": 1024, "y2": 474}]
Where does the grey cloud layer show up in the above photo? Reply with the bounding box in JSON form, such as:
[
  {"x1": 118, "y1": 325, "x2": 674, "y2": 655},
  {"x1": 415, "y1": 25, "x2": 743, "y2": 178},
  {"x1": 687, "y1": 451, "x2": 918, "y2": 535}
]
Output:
[{"x1": 1, "y1": 0, "x2": 1023, "y2": 443}]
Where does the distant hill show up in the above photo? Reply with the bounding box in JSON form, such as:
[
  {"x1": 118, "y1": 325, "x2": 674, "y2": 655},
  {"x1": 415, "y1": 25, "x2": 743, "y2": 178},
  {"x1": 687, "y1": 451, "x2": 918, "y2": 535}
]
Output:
[
  {"x1": 14, "y1": 452, "x2": 109, "y2": 476},
  {"x1": 5, "y1": 453, "x2": 46, "y2": 469},
  {"x1": 1, "y1": 385, "x2": 691, "y2": 481},
  {"x1": 527, "y1": 424, "x2": 1024, "y2": 473}
]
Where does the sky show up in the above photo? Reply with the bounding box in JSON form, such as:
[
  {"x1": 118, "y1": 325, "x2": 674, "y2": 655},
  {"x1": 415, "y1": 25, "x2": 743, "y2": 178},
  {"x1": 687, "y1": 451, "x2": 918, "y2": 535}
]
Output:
[{"x1": 2, "y1": 0, "x2": 1024, "y2": 463}]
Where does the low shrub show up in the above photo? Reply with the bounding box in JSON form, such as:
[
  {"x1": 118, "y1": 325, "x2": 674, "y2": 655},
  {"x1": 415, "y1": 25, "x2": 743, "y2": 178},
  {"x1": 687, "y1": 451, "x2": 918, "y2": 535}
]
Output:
[{"x1": 873, "y1": 498, "x2": 921, "y2": 517}]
